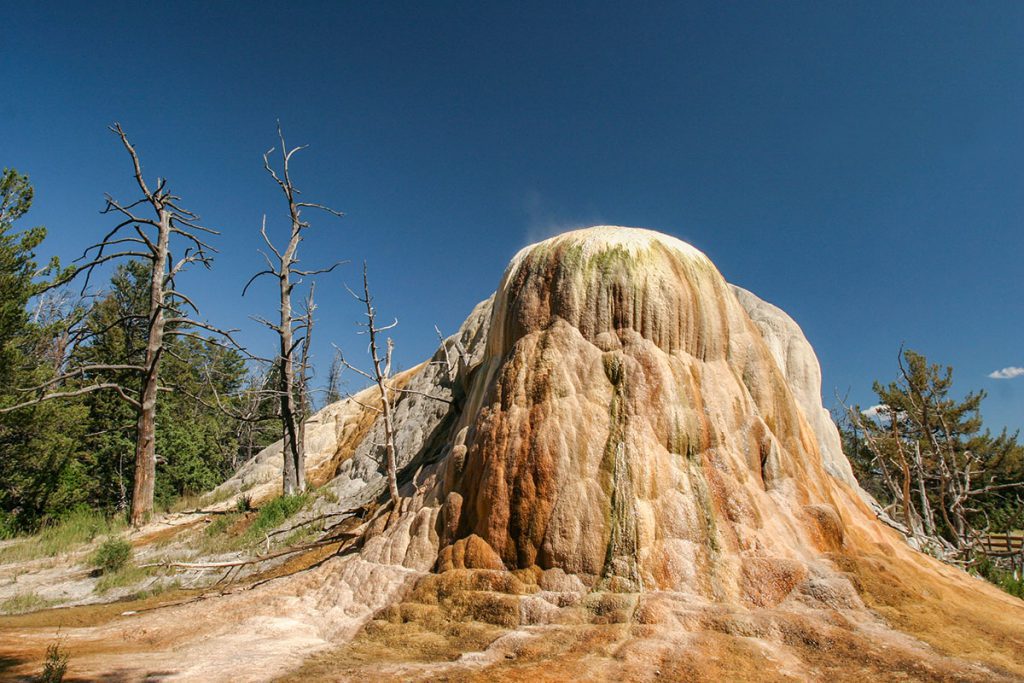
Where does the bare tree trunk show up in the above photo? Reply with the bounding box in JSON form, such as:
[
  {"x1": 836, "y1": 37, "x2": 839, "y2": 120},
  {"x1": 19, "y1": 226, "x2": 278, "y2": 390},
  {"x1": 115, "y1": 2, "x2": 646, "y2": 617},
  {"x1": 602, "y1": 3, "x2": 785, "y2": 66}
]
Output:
[
  {"x1": 891, "y1": 418, "x2": 920, "y2": 537},
  {"x1": 130, "y1": 207, "x2": 170, "y2": 525},
  {"x1": 246, "y1": 126, "x2": 343, "y2": 497},
  {"x1": 358, "y1": 267, "x2": 400, "y2": 504},
  {"x1": 337, "y1": 266, "x2": 451, "y2": 515},
  {"x1": 228, "y1": 370, "x2": 274, "y2": 472},
  {"x1": 279, "y1": 259, "x2": 300, "y2": 495},
  {"x1": 912, "y1": 441, "x2": 937, "y2": 537},
  {"x1": 293, "y1": 287, "x2": 316, "y2": 493},
  {"x1": 275, "y1": 180, "x2": 308, "y2": 497},
  {"x1": 340, "y1": 264, "x2": 400, "y2": 505},
  {"x1": 375, "y1": 339, "x2": 400, "y2": 504},
  {"x1": 325, "y1": 349, "x2": 342, "y2": 405}
]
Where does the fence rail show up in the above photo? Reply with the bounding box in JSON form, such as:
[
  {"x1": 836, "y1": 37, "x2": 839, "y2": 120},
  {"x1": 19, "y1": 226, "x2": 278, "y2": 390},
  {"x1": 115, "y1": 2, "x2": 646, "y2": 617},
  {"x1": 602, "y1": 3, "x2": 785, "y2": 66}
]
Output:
[
  {"x1": 978, "y1": 533, "x2": 1024, "y2": 573},
  {"x1": 979, "y1": 533, "x2": 1024, "y2": 556}
]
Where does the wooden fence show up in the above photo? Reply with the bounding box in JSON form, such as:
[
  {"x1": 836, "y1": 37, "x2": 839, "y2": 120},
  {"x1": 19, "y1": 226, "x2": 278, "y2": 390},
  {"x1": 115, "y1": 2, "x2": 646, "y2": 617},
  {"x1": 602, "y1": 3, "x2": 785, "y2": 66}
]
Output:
[{"x1": 978, "y1": 533, "x2": 1024, "y2": 573}]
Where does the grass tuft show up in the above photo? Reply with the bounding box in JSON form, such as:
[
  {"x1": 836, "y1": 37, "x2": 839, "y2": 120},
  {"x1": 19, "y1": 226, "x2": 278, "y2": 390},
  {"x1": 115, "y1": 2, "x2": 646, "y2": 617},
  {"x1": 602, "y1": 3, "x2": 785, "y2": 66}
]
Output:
[
  {"x1": 204, "y1": 513, "x2": 239, "y2": 537},
  {"x1": 40, "y1": 636, "x2": 68, "y2": 683},
  {"x1": 0, "y1": 591, "x2": 56, "y2": 615},
  {"x1": 195, "y1": 493, "x2": 313, "y2": 556},
  {"x1": 94, "y1": 564, "x2": 154, "y2": 594},
  {"x1": 245, "y1": 494, "x2": 310, "y2": 542},
  {"x1": 236, "y1": 494, "x2": 253, "y2": 512},
  {"x1": 0, "y1": 509, "x2": 126, "y2": 564}
]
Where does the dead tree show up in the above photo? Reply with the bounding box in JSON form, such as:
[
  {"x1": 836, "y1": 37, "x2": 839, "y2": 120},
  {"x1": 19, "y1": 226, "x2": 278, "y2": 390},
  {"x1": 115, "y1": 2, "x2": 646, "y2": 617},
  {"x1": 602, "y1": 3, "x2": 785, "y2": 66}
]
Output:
[
  {"x1": 293, "y1": 283, "x2": 318, "y2": 482},
  {"x1": 337, "y1": 263, "x2": 401, "y2": 505},
  {"x1": 434, "y1": 324, "x2": 471, "y2": 385},
  {"x1": 848, "y1": 348, "x2": 1024, "y2": 558},
  {"x1": 334, "y1": 266, "x2": 455, "y2": 516},
  {"x1": 0, "y1": 123, "x2": 239, "y2": 526},
  {"x1": 243, "y1": 125, "x2": 343, "y2": 496},
  {"x1": 325, "y1": 348, "x2": 343, "y2": 406}
]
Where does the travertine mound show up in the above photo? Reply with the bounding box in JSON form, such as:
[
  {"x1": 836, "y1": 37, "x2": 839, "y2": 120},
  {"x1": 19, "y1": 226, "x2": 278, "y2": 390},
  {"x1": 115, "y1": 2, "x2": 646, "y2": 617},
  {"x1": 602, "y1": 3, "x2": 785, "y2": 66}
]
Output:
[{"x1": 439, "y1": 227, "x2": 860, "y2": 597}]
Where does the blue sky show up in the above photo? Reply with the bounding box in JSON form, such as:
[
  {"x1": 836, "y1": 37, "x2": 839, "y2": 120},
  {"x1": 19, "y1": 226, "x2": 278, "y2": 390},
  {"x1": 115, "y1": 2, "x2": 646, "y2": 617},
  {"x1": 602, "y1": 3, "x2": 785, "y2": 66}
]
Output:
[{"x1": 2, "y1": 2, "x2": 1023, "y2": 432}]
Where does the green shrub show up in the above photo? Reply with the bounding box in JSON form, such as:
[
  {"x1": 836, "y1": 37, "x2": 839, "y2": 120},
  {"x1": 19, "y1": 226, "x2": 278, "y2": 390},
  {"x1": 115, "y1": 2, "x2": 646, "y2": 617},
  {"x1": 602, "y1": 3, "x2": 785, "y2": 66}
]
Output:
[
  {"x1": 992, "y1": 571, "x2": 1024, "y2": 599},
  {"x1": 972, "y1": 556, "x2": 1024, "y2": 600},
  {"x1": 0, "y1": 511, "x2": 18, "y2": 540},
  {"x1": 246, "y1": 494, "x2": 310, "y2": 541},
  {"x1": 90, "y1": 537, "x2": 132, "y2": 574},
  {"x1": 236, "y1": 494, "x2": 253, "y2": 513},
  {"x1": 204, "y1": 513, "x2": 239, "y2": 538},
  {"x1": 40, "y1": 637, "x2": 68, "y2": 683}
]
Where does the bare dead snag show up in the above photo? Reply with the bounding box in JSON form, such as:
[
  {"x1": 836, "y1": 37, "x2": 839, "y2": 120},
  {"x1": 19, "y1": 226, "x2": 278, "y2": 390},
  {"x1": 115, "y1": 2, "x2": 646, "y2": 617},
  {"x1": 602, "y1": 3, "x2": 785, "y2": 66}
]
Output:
[
  {"x1": 335, "y1": 265, "x2": 456, "y2": 524},
  {"x1": 293, "y1": 285, "x2": 318, "y2": 491},
  {"x1": 234, "y1": 370, "x2": 278, "y2": 470},
  {"x1": 434, "y1": 324, "x2": 470, "y2": 385},
  {"x1": 140, "y1": 537, "x2": 349, "y2": 571},
  {"x1": 243, "y1": 124, "x2": 344, "y2": 496},
  {"x1": 325, "y1": 347, "x2": 343, "y2": 405},
  {"x1": 337, "y1": 263, "x2": 401, "y2": 508},
  {"x1": 1, "y1": 123, "x2": 244, "y2": 526}
]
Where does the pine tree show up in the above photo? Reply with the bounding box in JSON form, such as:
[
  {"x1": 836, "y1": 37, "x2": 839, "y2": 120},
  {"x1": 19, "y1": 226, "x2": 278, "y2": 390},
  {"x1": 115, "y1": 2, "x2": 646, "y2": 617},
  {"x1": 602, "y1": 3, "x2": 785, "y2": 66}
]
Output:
[
  {"x1": 0, "y1": 169, "x2": 87, "y2": 533},
  {"x1": 852, "y1": 349, "x2": 1024, "y2": 553}
]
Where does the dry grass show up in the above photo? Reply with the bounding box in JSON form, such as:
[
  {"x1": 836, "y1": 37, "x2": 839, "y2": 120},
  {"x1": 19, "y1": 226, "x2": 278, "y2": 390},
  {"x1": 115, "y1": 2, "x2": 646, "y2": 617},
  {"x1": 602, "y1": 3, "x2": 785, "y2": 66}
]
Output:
[
  {"x1": 167, "y1": 486, "x2": 237, "y2": 513},
  {"x1": 0, "y1": 587, "x2": 202, "y2": 630},
  {"x1": 0, "y1": 510, "x2": 126, "y2": 564},
  {"x1": 0, "y1": 592, "x2": 55, "y2": 615},
  {"x1": 93, "y1": 565, "x2": 158, "y2": 595}
]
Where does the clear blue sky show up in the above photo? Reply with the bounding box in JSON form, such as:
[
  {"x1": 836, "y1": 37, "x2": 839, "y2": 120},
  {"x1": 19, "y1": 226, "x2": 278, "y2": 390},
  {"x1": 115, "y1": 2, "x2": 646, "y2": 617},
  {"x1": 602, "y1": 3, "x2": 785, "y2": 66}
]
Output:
[{"x1": 2, "y1": 2, "x2": 1022, "y2": 432}]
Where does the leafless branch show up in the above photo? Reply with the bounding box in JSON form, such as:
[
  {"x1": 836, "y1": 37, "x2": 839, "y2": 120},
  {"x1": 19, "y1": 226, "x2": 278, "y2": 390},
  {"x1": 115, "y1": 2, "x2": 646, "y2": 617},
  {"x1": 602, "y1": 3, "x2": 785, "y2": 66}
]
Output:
[
  {"x1": 0, "y1": 383, "x2": 141, "y2": 413},
  {"x1": 15, "y1": 364, "x2": 146, "y2": 393},
  {"x1": 293, "y1": 260, "x2": 347, "y2": 277}
]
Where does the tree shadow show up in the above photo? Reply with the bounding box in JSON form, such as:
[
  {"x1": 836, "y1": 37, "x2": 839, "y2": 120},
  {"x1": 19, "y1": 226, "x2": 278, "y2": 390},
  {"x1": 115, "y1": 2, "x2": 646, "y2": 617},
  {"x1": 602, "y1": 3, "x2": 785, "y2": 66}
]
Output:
[
  {"x1": 66, "y1": 670, "x2": 177, "y2": 682},
  {"x1": 0, "y1": 654, "x2": 26, "y2": 674}
]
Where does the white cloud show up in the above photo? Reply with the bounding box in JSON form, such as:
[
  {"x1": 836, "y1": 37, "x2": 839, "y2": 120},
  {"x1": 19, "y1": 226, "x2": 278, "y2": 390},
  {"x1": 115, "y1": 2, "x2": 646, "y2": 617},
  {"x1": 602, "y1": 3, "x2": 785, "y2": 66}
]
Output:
[
  {"x1": 861, "y1": 404, "x2": 886, "y2": 418},
  {"x1": 988, "y1": 366, "x2": 1024, "y2": 380},
  {"x1": 861, "y1": 404, "x2": 906, "y2": 421}
]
